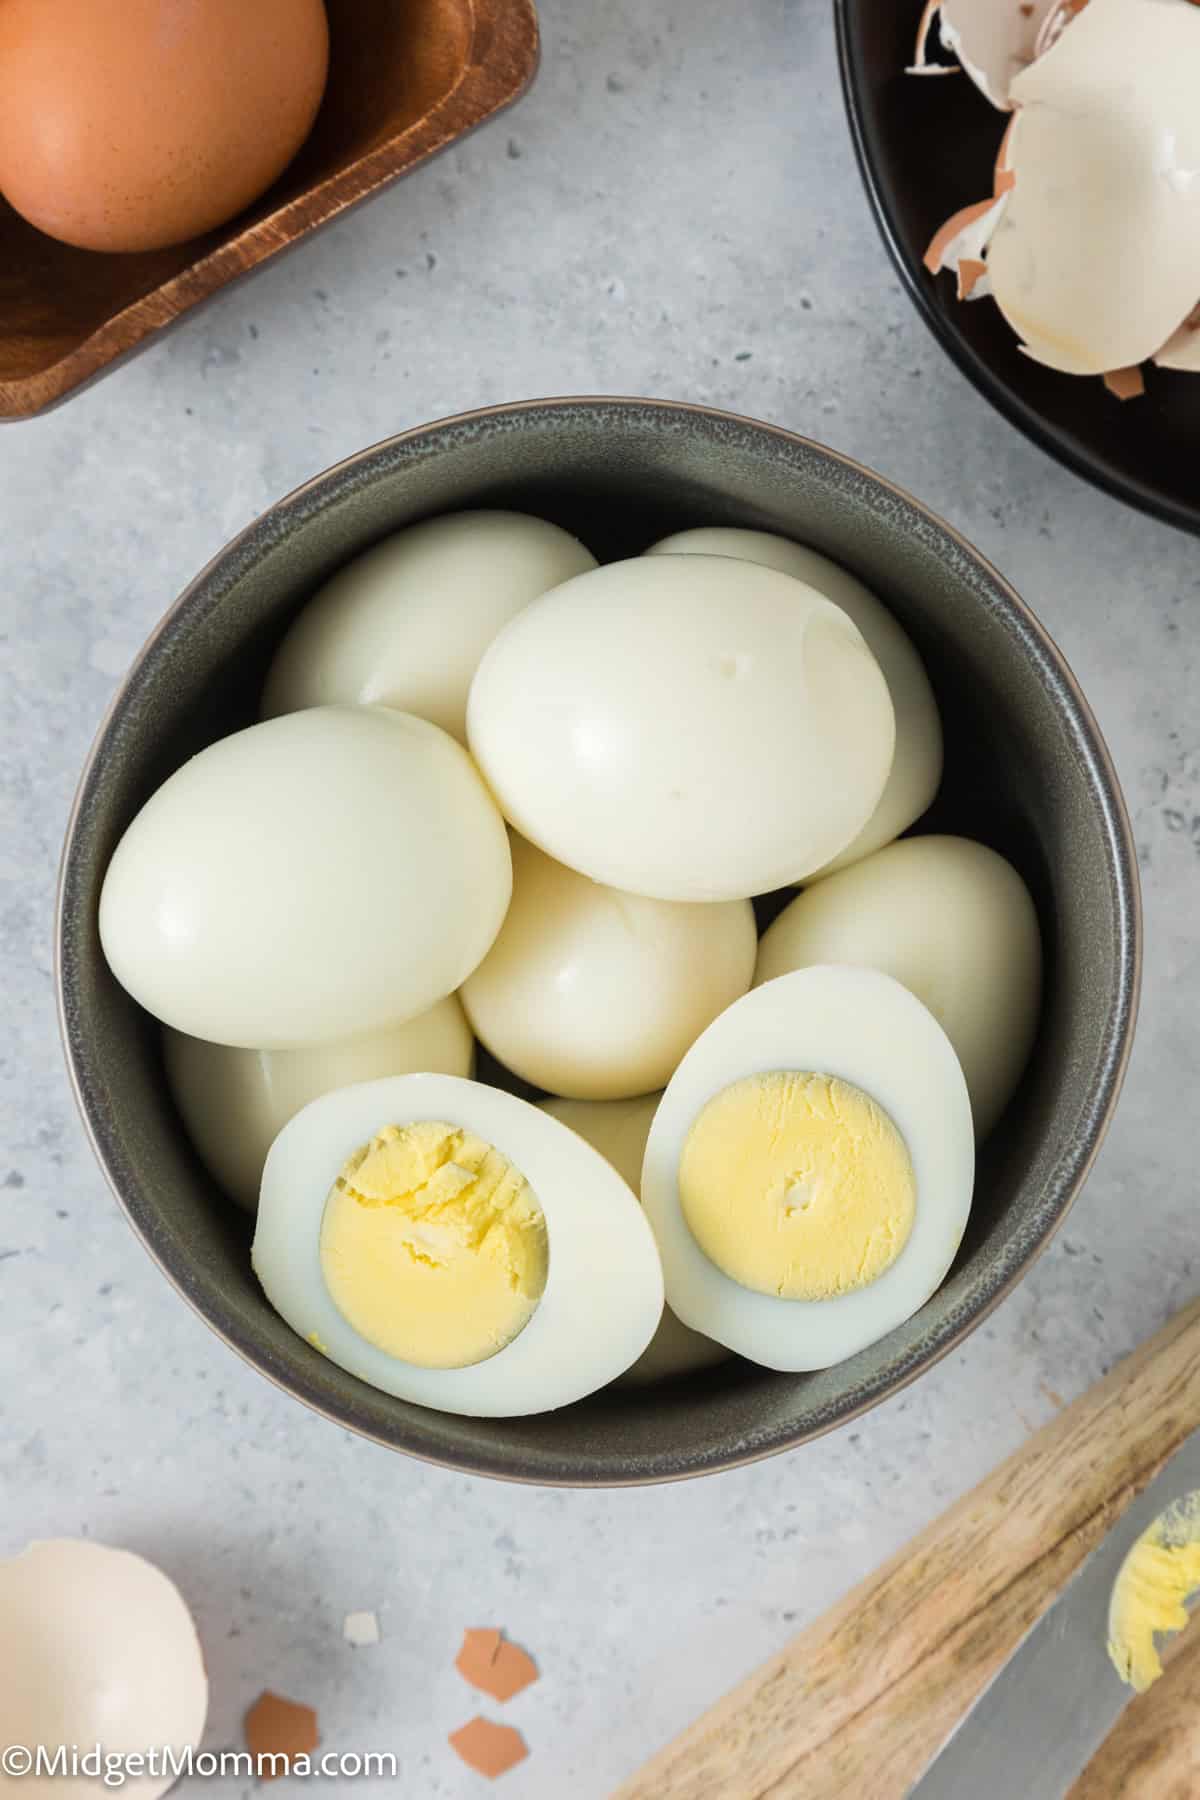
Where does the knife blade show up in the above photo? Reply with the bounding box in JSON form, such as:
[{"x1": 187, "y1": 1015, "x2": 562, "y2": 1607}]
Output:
[{"x1": 908, "y1": 1425, "x2": 1200, "y2": 1800}]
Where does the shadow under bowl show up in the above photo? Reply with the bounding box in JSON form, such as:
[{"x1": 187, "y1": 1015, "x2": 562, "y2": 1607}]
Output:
[{"x1": 57, "y1": 397, "x2": 1141, "y2": 1485}]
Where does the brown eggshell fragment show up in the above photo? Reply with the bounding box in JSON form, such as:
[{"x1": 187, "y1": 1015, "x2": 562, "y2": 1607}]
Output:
[
  {"x1": 924, "y1": 193, "x2": 1010, "y2": 279},
  {"x1": 1102, "y1": 366, "x2": 1146, "y2": 400},
  {"x1": 244, "y1": 1691, "x2": 320, "y2": 1779},
  {"x1": 958, "y1": 257, "x2": 989, "y2": 298},
  {"x1": 455, "y1": 1627, "x2": 540, "y2": 1701},
  {"x1": 449, "y1": 1718, "x2": 529, "y2": 1780}
]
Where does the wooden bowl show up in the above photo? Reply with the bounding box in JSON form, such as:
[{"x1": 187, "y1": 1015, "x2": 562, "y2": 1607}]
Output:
[
  {"x1": 0, "y1": 0, "x2": 538, "y2": 422},
  {"x1": 57, "y1": 398, "x2": 1141, "y2": 1486}
]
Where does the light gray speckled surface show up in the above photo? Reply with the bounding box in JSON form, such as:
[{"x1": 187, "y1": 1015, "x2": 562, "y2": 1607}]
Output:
[{"x1": 1, "y1": 1, "x2": 1197, "y2": 1794}]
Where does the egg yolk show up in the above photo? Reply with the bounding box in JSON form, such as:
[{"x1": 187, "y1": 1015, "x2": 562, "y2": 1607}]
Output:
[
  {"x1": 1109, "y1": 1492, "x2": 1200, "y2": 1693},
  {"x1": 319, "y1": 1120, "x2": 548, "y2": 1369},
  {"x1": 678, "y1": 1071, "x2": 916, "y2": 1300}
]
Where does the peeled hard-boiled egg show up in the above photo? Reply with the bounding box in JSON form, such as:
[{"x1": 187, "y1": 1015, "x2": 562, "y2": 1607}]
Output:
[
  {"x1": 541, "y1": 1093, "x2": 728, "y2": 1385},
  {"x1": 0, "y1": 0, "x2": 329, "y2": 253},
  {"x1": 164, "y1": 996, "x2": 474, "y2": 1212},
  {"x1": 100, "y1": 706, "x2": 511, "y2": 1050},
  {"x1": 646, "y1": 528, "x2": 942, "y2": 875},
  {"x1": 0, "y1": 1539, "x2": 207, "y2": 1799},
  {"x1": 461, "y1": 836, "x2": 757, "y2": 1100},
  {"x1": 253, "y1": 1073, "x2": 664, "y2": 1416},
  {"x1": 755, "y1": 835, "x2": 1042, "y2": 1140},
  {"x1": 467, "y1": 555, "x2": 895, "y2": 902},
  {"x1": 262, "y1": 511, "x2": 597, "y2": 745},
  {"x1": 642, "y1": 966, "x2": 975, "y2": 1371}
]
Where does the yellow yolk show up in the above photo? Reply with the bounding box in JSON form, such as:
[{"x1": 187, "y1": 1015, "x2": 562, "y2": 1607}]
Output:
[
  {"x1": 1108, "y1": 1493, "x2": 1200, "y2": 1692},
  {"x1": 678, "y1": 1071, "x2": 917, "y2": 1300},
  {"x1": 318, "y1": 1120, "x2": 548, "y2": 1369}
]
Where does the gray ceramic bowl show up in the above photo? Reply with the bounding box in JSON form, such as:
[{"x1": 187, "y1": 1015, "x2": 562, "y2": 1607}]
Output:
[{"x1": 57, "y1": 398, "x2": 1141, "y2": 1486}]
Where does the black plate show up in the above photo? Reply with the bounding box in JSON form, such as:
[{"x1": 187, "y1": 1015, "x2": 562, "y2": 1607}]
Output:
[{"x1": 835, "y1": 0, "x2": 1200, "y2": 535}]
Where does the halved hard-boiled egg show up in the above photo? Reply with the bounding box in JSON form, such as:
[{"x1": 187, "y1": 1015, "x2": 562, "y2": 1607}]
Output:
[
  {"x1": 641, "y1": 966, "x2": 974, "y2": 1371},
  {"x1": 253, "y1": 1074, "x2": 664, "y2": 1416},
  {"x1": 540, "y1": 1093, "x2": 729, "y2": 1385}
]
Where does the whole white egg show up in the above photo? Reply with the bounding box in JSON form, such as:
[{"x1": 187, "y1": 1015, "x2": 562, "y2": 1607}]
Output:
[
  {"x1": 253, "y1": 1073, "x2": 665, "y2": 1417},
  {"x1": 164, "y1": 995, "x2": 474, "y2": 1211},
  {"x1": 261, "y1": 510, "x2": 596, "y2": 743},
  {"x1": 466, "y1": 555, "x2": 895, "y2": 902},
  {"x1": 461, "y1": 836, "x2": 757, "y2": 1100},
  {"x1": 755, "y1": 835, "x2": 1042, "y2": 1139},
  {"x1": 646, "y1": 527, "x2": 943, "y2": 875},
  {"x1": 99, "y1": 705, "x2": 511, "y2": 1048},
  {"x1": 0, "y1": 1540, "x2": 207, "y2": 1800},
  {"x1": 540, "y1": 1093, "x2": 729, "y2": 1385},
  {"x1": 641, "y1": 966, "x2": 975, "y2": 1371}
]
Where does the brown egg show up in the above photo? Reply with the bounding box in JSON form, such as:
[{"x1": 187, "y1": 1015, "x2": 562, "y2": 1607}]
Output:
[{"x1": 0, "y1": 0, "x2": 329, "y2": 253}]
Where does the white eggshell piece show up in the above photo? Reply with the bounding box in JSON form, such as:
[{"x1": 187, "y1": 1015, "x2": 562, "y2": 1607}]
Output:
[
  {"x1": 540, "y1": 1093, "x2": 729, "y2": 1385},
  {"x1": 99, "y1": 706, "x2": 511, "y2": 1048},
  {"x1": 461, "y1": 836, "x2": 757, "y2": 1100},
  {"x1": 936, "y1": 0, "x2": 1057, "y2": 108},
  {"x1": 756, "y1": 835, "x2": 1042, "y2": 1141},
  {"x1": 253, "y1": 1074, "x2": 664, "y2": 1417},
  {"x1": 1154, "y1": 306, "x2": 1200, "y2": 373},
  {"x1": 646, "y1": 529, "x2": 942, "y2": 875},
  {"x1": 0, "y1": 1540, "x2": 207, "y2": 1800},
  {"x1": 164, "y1": 995, "x2": 474, "y2": 1211},
  {"x1": 467, "y1": 555, "x2": 895, "y2": 902},
  {"x1": 262, "y1": 511, "x2": 596, "y2": 744},
  {"x1": 990, "y1": 0, "x2": 1200, "y2": 374},
  {"x1": 641, "y1": 967, "x2": 975, "y2": 1372}
]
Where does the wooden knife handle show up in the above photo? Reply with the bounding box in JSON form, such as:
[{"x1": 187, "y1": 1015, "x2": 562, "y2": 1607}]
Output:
[{"x1": 616, "y1": 1301, "x2": 1200, "y2": 1800}]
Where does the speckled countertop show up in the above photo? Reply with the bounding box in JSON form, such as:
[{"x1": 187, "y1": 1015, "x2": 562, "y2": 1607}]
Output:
[{"x1": 2, "y1": 1, "x2": 1198, "y2": 1794}]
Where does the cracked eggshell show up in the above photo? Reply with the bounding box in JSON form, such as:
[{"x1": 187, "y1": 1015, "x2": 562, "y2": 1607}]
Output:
[
  {"x1": 0, "y1": 1540, "x2": 207, "y2": 1800},
  {"x1": 935, "y1": 0, "x2": 1057, "y2": 107},
  {"x1": 989, "y1": 0, "x2": 1200, "y2": 374}
]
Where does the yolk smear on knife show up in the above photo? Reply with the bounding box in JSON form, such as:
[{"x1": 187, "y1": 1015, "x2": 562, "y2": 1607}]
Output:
[
  {"x1": 678, "y1": 1071, "x2": 917, "y2": 1301},
  {"x1": 1108, "y1": 1490, "x2": 1200, "y2": 1692},
  {"x1": 319, "y1": 1121, "x2": 548, "y2": 1369}
]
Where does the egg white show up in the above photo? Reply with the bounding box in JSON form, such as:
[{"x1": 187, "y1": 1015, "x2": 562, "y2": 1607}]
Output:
[
  {"x1": 253, "y1": 1073, "x2": 665, "y2": 1417},
  {"x1": 640, "y1": 966, "x2": 975, "y2": 1371}
]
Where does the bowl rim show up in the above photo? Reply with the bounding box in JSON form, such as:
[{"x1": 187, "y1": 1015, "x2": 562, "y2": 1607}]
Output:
[
  {"x1": 832, "y1": 0, "x2": 1200, "y2": 540},
  {"x1": 56, "y1": 394, "x2": 1144, "y2": 1486}
]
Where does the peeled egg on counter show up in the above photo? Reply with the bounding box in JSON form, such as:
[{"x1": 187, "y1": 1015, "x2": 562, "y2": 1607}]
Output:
[
  {"x1": 461, "y1": 836, "x2": 757, "y2": 1100},
  {"x1": 262, "y1": 512, "x2": 597, "y2": 745},
  {"x1": 646, "y1": 528, "x2": 943, "y2": 876},
  {"x1": 0, "y1": 0, "x2": 329, "y2": 253},
  {"x1": 541, "y1": 1094, "x2": 729, "y2": 1385},
  {"x1": 755, "y1": 835, "x2": 1042, "y2": 1140},
  {"x1": 164, "y1": 996, "x2": 474, "y2": 1212},
  {"x1": 467, "y1": 556, "x2": 895, "y2": 901},
  {"x1": 100, "y1": 706, "x2": 511, "y2": 1049},
  {"x1": 253, "y1": 1074, "x2": 665, "y2": 1416},
  {"x1": 641, "y1": 966, "x2": 975, "y2": 1372},
  {"x1": 0, "y1": 1540, "x2": 207, "y2": 1799}
]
